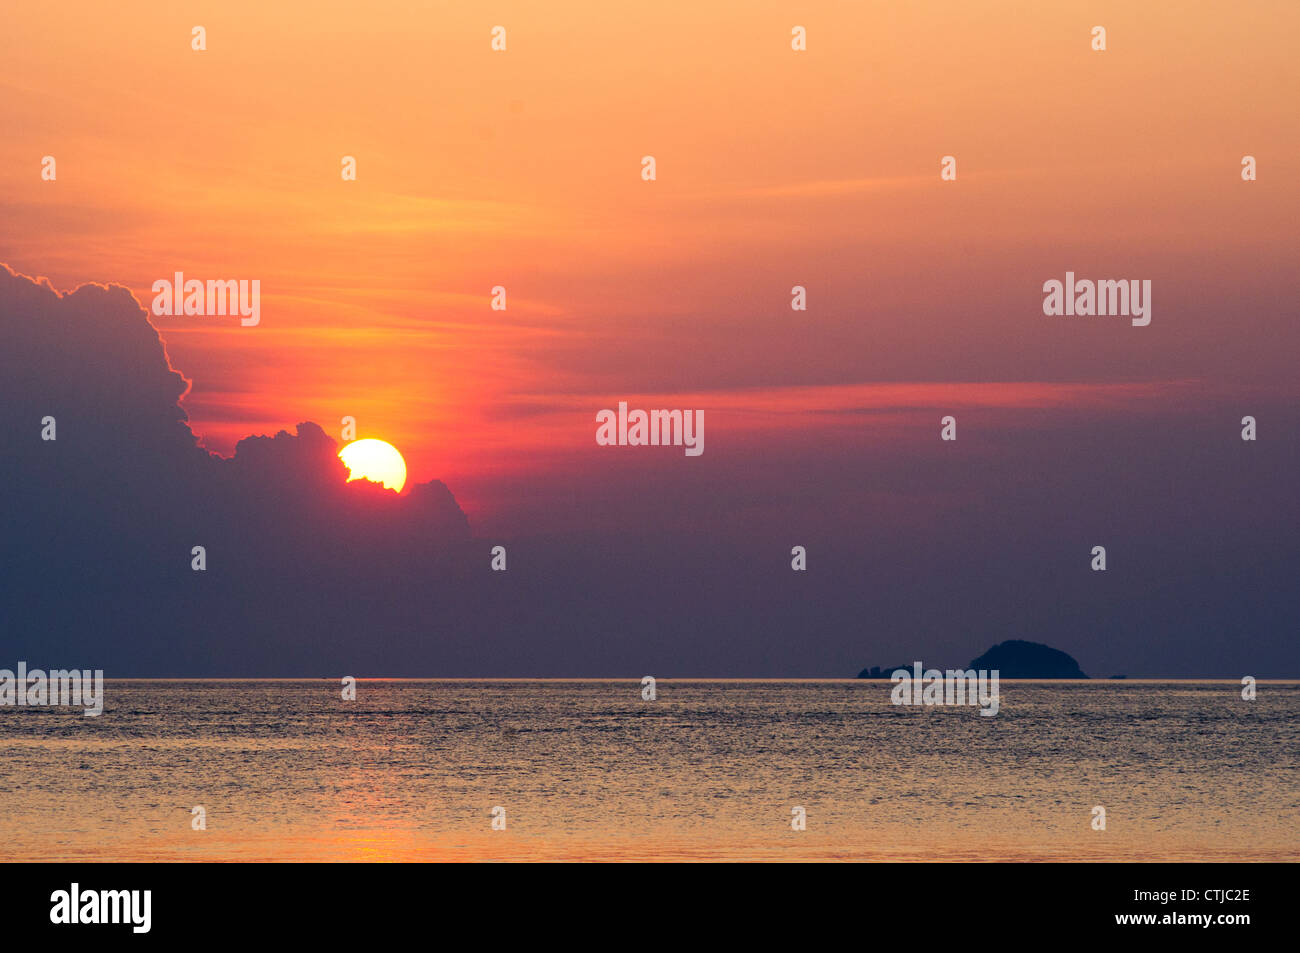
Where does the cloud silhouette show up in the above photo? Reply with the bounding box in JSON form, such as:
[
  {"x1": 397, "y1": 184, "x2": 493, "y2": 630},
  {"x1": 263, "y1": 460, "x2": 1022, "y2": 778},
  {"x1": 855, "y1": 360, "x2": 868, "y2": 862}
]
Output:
[{"x1": 1, "y1": 263, "x2": 475, "y2": 673}]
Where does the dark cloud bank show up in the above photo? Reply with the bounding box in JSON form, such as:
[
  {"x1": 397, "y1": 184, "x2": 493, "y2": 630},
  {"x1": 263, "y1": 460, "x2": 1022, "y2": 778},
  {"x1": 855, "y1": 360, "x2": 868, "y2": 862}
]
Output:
[{"x1": 1, "y1": 264, "x2": 1297, "y2": 676}]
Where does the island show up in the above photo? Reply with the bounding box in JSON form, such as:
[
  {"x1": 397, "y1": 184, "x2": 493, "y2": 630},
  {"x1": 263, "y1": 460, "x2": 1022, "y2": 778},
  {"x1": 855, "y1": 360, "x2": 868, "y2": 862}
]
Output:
[{"x1": 857, "y1": 639, "x2": 1088, "y2": 679}]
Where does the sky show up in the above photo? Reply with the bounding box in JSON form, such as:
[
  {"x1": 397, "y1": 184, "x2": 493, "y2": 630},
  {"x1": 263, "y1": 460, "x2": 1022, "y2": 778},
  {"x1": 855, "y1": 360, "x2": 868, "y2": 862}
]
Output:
[{"x1": 0, "y1": 2, "x2": 1296, "y2": 675}]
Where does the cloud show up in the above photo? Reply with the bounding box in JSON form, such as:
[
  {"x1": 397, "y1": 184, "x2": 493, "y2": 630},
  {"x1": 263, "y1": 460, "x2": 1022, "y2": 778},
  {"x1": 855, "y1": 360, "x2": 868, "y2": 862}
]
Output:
[{"x1": 0, "y1": 263, "x2": 472, "y2": 672}]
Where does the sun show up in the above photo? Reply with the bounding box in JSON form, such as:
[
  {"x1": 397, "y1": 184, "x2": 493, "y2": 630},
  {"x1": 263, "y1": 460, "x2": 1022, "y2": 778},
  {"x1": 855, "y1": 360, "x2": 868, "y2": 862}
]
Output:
[{"x1": 339, "y1": 438, "x2": 407, "y2": 493}]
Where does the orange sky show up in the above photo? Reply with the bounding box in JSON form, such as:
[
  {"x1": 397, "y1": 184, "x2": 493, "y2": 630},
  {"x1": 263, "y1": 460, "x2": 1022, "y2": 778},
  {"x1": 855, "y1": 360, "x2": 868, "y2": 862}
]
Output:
[{"x1": 2, "y1": 1, "x2": 1297, "y2": 526}]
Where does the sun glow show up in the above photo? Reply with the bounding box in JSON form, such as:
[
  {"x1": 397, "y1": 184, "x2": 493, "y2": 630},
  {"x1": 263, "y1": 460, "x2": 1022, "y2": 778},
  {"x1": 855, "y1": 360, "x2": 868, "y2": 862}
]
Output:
[{"x1": 339, "y1": 439, "x2": 407, "y2": 493}]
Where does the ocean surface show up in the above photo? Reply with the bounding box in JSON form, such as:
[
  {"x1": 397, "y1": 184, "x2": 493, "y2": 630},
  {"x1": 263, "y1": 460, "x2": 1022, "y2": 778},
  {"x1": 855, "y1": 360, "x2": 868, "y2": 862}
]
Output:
[{"x1": 1, "y1": 679, "x2": 1296, "y2": 862}]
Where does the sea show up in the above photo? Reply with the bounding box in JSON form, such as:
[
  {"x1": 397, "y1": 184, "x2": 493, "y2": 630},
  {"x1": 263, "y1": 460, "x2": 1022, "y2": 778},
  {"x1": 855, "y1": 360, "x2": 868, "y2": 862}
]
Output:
[{"x1": 1, "y1": 679, "x2": 1296, "y2": 861}]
